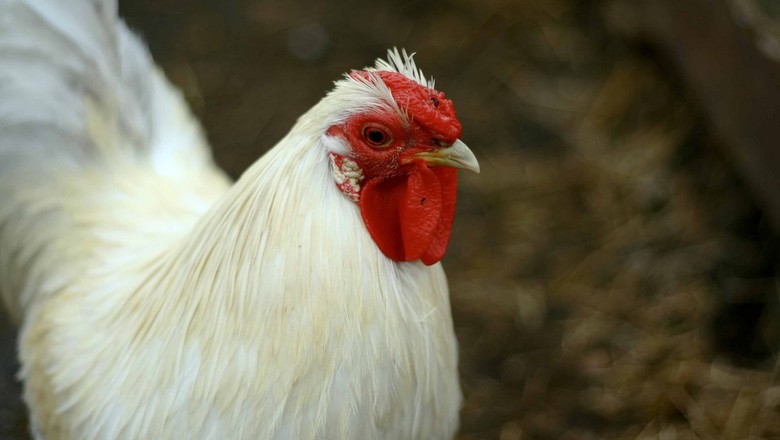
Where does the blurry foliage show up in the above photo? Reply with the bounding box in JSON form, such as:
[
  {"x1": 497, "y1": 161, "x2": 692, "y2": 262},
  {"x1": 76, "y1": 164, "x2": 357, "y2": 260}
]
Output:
[
  {"x1": 444, "y1": 1, "x2": 780, "y2": 437},
  {"x1": 754, "y1": 0, "x2": 780, "y2": 17},
  {"x1": 732, "y1": 0, "x2": 780, "y2": 61}
]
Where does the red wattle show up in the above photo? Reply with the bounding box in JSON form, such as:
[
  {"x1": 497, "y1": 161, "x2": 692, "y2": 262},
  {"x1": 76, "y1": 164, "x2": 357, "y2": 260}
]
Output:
[
  {"x1": 420, "y1": 167, "x2": 457, "y2": 265},
  {"x1": 359, "y1": 161, "x2": 458, "y2": 265},
  {"x1": 400, "y1": 163, "x2": 443, "y2": 260}
]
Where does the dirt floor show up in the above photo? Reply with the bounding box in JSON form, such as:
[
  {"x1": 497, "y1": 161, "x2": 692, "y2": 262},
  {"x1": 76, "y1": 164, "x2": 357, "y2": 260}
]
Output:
[{"x1": 1, "y1": 0, "x2": 779, "y2": 438}]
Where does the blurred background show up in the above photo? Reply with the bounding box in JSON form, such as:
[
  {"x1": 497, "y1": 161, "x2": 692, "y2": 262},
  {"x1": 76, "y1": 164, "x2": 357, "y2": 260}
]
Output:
[{"x1": 2, "y1": 0, "x2": 780, "y2": 438}]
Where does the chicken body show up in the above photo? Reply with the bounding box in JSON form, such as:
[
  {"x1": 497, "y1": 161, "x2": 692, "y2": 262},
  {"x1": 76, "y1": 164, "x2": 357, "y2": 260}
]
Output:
[{"x1": 0, "y1": 1, "x2": 464, "y2": 439}]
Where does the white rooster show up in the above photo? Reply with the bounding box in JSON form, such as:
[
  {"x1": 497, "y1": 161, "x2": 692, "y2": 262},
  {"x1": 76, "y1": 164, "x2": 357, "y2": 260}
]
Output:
[{"x1": 0, "y1": 0, "x2": 479, "y2": 439}]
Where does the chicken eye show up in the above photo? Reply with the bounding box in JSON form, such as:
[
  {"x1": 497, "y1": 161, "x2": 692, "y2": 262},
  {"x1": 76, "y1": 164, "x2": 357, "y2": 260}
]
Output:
[{"x1": 362, "y1": 126, "x2": 391, "y2": 147}]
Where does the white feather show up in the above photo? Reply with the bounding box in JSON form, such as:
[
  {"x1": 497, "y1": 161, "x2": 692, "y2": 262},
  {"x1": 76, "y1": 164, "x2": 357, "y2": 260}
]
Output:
[{"x1": 0, "y1": 0, "x2": 462, "y2": 438}]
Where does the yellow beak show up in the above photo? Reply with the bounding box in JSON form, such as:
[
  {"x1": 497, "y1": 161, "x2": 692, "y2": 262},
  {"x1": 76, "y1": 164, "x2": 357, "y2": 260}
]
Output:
[{"x1": 410, "y1": 139, "x2": 480, "y2": 174}]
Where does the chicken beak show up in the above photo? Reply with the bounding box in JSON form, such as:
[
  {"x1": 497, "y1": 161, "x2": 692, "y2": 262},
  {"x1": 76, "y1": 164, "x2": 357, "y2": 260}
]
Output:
[{"x1": 410, "y1": 139, "x2": 480, "y2": 174}]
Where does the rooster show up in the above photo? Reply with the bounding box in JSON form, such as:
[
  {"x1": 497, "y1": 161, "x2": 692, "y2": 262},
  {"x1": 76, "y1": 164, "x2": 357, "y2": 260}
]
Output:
[{"x1": 0, "y1": 0, "x2": 479, "y2": 439}]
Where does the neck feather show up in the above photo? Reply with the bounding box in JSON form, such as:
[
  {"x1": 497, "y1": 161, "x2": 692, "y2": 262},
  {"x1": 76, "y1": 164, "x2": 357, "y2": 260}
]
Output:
[{"x1": 140, "y1": 107, "x2": 405, "y2": 332}]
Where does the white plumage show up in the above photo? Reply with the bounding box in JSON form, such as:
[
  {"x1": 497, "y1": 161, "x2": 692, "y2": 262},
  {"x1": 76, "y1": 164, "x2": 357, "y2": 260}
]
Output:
[{"x1": 0, "y1": 0, "x2": 468, "y2": 438}]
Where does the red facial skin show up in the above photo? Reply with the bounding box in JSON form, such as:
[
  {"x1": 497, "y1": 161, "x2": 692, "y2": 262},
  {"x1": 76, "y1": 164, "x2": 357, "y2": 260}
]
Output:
[{"x1": 328, "y1": 71, "x2": 463, "y2": 265}]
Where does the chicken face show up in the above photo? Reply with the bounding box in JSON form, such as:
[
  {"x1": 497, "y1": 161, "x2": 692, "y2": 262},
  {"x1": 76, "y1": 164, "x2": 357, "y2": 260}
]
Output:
[{"x1": 326, "y1": 70, "x2": 479, "y2": 265}]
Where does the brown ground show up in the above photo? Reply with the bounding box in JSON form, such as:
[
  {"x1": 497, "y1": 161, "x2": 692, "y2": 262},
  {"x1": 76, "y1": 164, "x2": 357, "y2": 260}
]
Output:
[{"x1": 1, "y1": 0, "x2": 779, "y2": 438}]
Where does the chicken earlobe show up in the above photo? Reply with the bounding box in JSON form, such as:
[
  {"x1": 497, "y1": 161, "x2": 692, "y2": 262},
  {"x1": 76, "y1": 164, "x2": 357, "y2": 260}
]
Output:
[{"x1": 329, "y1": 153, "x2": 365, "y2": 202}]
